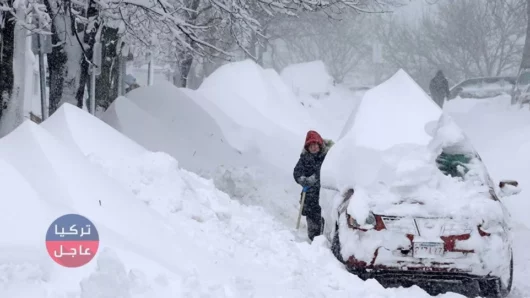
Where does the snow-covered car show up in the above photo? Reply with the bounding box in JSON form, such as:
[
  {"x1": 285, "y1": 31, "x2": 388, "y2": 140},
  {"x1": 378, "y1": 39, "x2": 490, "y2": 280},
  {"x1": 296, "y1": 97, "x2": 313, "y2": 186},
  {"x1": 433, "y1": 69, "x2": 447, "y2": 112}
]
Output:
[
  {"x1": 448, "y1": 76, "x2": 515, "y2": 100},
  {"x1": 320, "y1": 70, "x2": 521, "y2": 298}
]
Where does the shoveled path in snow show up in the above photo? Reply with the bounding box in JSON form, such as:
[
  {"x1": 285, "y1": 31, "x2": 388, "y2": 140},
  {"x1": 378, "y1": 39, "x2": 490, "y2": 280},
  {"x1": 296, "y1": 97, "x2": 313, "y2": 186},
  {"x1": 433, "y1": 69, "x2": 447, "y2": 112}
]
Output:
[{"x1": 445, "y1": 97, "x2": 530, "y2": 298}]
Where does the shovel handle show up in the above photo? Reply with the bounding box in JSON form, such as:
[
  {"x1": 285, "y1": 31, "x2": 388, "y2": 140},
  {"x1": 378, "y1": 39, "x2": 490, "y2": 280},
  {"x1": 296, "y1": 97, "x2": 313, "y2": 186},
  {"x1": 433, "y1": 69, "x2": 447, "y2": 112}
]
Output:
[{"x1": 296, "y1": 191, "x2": 307, "y2": 230}]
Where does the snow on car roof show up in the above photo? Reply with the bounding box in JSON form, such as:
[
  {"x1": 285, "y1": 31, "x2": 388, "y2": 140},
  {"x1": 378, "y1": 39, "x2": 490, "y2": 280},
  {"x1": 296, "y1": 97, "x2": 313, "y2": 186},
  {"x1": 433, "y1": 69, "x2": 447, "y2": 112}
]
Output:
[
  {"x1": 321, "y1": 69, "x2": 503, "y2": 223},
  {"x1": 344, "y1": 69, "x2": 442, "y2": 151}
]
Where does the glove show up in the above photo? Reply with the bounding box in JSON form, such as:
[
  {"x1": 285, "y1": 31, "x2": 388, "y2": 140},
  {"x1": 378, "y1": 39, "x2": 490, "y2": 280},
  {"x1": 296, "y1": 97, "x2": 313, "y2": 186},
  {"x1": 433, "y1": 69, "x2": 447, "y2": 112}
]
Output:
[
  {"x1": 298, "y1": 176, "x2": 307, "y2": 185},
  {"x1": 300, "y1": 186, "x2": 310, "y2": 204},
  {"x1": 298, "y1": 174, "x2": 317, "y2": 186},
  {"x1": 306, "y1": 174, "x2": 317, "y2": 185}
]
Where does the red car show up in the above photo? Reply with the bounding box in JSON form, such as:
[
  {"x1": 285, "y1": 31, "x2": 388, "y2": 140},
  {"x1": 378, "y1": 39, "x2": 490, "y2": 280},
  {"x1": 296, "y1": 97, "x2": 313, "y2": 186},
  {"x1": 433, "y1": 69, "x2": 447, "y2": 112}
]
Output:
[
  {"x1": 320, "y1": 70, "x2": 521, "y2": 298},
  {"x1": 328, "y1": 186, "x2": 516, "y2": 297}
]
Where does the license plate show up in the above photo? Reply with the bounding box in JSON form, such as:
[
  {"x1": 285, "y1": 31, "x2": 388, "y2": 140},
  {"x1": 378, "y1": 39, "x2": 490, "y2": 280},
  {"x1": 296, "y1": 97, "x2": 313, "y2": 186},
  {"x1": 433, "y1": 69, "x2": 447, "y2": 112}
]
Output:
[{"x1": 413, "y1": 242, "x2": 444, "y2": 258}]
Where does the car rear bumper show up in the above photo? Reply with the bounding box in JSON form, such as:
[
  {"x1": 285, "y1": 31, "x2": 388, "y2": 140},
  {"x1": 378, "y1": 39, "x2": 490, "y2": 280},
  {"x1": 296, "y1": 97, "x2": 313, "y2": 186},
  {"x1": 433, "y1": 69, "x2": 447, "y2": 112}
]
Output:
[{"x1": 345, "y1": 258, "x2": 503, "y2": 297}]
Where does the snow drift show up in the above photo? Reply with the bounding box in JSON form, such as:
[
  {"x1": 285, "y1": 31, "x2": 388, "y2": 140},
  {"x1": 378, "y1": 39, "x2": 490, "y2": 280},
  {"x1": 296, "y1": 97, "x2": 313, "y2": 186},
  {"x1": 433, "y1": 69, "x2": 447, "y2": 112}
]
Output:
[
  {"x1": 0, "y1": 103, "x2": 460, "y2": 297},
  {"x1": 101, "y1": 70, "x2": 310, "y2": 227},
  {"x1": 101, "y1": 82, "x2": 250, "y2": 177},
  {"x1": 0, "y1": 119, "x2": 201, "y2": 297},
  {"x1": 280, "y1": 60, "x2": 334, "y2": 96},
  {"x1": 280, "y1": 61, "x2": 361, "y2": 140},
  {"x1": 198, "y1": 60, "x2": 315, "y2": 137},
  {"x1": 195, "y1": 60, "x2": 321, "y2": 170}
]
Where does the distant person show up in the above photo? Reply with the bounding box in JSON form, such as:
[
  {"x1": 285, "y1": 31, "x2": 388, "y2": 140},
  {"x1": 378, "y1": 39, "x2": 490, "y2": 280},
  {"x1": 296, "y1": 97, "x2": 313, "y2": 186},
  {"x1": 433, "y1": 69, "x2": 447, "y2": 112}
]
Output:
[
  {"x1": 429, "y1": 70, "x2": 450, "y2": 108},
  {"x1": 293, "y1": 130, "x2": 333, "y2": 241}
]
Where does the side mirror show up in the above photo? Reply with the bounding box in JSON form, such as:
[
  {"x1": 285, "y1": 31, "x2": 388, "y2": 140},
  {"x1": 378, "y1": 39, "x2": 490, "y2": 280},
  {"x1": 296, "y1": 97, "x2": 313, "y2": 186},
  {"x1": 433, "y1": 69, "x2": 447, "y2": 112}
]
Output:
[{"x1": 499, "y1": 180, "x2": 522, "y2": 197}]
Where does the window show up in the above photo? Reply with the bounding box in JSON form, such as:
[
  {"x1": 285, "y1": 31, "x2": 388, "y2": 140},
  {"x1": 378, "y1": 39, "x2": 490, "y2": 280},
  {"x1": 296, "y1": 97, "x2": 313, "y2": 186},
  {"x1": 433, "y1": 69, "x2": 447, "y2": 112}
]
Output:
[
  {"x1": 436, "y1": 151, "x2": 473, "y2": 178},
  {"x1": 435, "y1": 147, "x2": 497, "y2": 195}
]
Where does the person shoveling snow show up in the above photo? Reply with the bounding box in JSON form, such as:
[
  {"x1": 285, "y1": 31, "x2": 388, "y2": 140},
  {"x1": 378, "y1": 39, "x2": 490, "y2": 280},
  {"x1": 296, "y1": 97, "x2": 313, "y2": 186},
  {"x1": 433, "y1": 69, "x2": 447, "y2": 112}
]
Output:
[{"x1": 293, "y1": 130, "x2": 333, "y2": 241}]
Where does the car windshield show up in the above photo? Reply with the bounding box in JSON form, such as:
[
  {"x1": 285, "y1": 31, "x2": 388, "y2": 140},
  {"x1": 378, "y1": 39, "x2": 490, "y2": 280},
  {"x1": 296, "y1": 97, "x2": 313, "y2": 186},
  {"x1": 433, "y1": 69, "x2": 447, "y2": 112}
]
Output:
[
  {"x1": 436, "y1": 151, "x2": 473, "y2": 178},
  {"x1": 434, "y1": 144, "x2": 495, "y2": 193}
]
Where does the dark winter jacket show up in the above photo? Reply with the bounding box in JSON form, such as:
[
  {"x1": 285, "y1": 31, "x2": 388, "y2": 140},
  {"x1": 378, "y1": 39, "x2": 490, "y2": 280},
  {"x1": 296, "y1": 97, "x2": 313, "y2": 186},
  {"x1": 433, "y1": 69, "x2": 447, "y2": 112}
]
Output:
[
  {"x1": 293, "y1": 131, "x2": 333, "y2": 219},
  {"x1": 429, "y1": 71, "x2": 450, "y2": 107}
]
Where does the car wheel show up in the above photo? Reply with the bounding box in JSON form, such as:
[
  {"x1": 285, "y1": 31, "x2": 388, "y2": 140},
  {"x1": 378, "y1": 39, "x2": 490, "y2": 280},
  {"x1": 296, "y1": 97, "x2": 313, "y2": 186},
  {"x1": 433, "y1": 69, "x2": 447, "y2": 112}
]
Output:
[
  {"x1": 501, "y1": 251, "x2": 514, "y2": 297},
  {"x1": 331, "y1": 222, "x2": 345, "y2": 263},
  {"x1": 479, "y1": 250, "x2": 513, "y2": 298}
]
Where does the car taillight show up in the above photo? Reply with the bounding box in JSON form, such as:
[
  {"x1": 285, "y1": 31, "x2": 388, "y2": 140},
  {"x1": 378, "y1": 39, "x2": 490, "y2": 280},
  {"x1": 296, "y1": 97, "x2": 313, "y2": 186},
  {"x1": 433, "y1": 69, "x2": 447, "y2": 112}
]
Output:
[
  {"x1": 478, "y1": 224, "x2": 491, "y2": 237},
  {"x1": 478, "y1": 220, "x2": 504, "y2": 236},
  {"x1": 346, "y1": 212, "x2": 376, "y2": 231}
]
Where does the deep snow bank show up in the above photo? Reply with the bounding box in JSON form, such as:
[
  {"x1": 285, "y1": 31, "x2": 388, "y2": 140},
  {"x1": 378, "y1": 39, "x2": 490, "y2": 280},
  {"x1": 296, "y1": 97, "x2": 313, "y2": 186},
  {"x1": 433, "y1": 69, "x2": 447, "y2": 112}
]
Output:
[
  {"x1": 198, "y1": 59, "x2": 315, "y2": 137},
  {"x1": 279, "y1": 61, "x2": 361, "y2": 140},
  {"x1": 0, "y1": 119, "x2": 206, "y2": 297},
  {"x1": 196, "y1": 60, "x2": 317, "y2": 170},
  {"x1": 101, "y1": 82, "x2": 304, "y2": 227},
  {"x1": 178, "y1": 88, "x2": 262, "y2": 154},
  {"x1": 101, "y1": 90, "x2": 296, "y2": 211},
  {"x1": 0, "y1": 104, "x2": 461, "y2": 297},
  {"x1": 101, "y1": 83, "x2": 250, "y2": 177}
]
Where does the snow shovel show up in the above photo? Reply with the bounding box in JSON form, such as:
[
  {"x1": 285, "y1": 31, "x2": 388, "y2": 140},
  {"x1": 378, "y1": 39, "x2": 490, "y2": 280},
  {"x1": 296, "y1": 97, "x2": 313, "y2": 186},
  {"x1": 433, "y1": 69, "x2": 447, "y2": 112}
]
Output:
[{"x1": 296, "y1": 187, "x2": 308, "y2": 230}]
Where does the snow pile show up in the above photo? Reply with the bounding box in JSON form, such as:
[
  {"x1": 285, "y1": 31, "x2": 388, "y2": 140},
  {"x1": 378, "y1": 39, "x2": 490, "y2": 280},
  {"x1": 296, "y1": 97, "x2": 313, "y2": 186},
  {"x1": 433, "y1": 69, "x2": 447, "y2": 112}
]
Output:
[
  {"x1": 279, "y1": 61, "x2": 362, "y2": 140},
  {"x1": 280, "y1": 60, "x2": 334, "y2": 96},
  {"x1": 0, "y1": 120, "x2": 196, "y2": 297},
  {"x1": 101, "y1": 89, "x2": 296, "y2": 210},
  {"x1": 198, "y1": 59, "x2": 315, "y2": 137},
  {"x1": 0, "y1": 103, "x2": 463, "y2": 297},
  {"x1": 179, "y1": 88, "x2": 262, "y2": 154},
  {"x1": 195, "y1": 60, "x2": 319, "y2": 169},
  {"x1": 101, "y1": 75, "x2": 306, "y2": 226},
  {"x1": 101, "y1": 83, "x2": 251, "y2": 178},
  {"x1": 340, "y1": 69, "x2": 442, "y2": 149}
]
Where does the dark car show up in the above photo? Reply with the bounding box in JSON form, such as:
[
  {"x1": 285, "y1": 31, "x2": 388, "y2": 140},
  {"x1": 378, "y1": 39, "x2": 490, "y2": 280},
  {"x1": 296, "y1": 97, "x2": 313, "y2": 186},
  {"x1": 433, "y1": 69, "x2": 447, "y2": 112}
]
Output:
[{"x1": 448, "y1": 77, "x2": 516, "y2": 100}]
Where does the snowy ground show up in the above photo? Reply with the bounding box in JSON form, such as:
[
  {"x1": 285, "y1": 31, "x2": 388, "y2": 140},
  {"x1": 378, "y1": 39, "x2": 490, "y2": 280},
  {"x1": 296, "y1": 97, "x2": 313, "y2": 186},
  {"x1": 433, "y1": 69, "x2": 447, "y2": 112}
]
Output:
[{"x1": 1, "y1": 61, "x2": 529, "y2": 298}]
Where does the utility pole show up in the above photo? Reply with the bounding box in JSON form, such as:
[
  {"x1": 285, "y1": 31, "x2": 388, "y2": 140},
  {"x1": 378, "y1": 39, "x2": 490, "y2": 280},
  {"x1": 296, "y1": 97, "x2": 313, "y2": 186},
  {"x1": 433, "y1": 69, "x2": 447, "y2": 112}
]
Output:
[
  {"x1": 31, "y1": 20, "x2": 52, "y2": 121},
  {"x1": 91, "y1": 41, "x2": 102, "y2": 115},
  {"x1": 147, "y1": 52, "x2": 154, "y2": 86},
  {"x1": 37, "y1": 32, "x2": 47, "y2": 121}
]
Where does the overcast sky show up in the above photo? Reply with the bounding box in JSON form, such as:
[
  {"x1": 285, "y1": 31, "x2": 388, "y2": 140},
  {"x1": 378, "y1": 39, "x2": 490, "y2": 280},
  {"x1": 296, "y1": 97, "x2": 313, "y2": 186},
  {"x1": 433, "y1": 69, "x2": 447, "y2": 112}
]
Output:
[{"x1": 393, "y1": 0, "x2": 429, "y2": 19}]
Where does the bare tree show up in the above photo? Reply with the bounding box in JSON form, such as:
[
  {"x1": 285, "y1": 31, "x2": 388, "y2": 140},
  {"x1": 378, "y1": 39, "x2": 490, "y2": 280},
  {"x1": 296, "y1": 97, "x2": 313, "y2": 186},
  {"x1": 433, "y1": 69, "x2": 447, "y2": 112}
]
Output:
[
  {"x1": 520, "y1": 0, "x2": 530, "y2": 68},
  {"x1": 271, "y1": 11, "x2": 372, "y2": 83},
  {"x1": 378, "y1": 0, "x2": 526, "y2": 88}
]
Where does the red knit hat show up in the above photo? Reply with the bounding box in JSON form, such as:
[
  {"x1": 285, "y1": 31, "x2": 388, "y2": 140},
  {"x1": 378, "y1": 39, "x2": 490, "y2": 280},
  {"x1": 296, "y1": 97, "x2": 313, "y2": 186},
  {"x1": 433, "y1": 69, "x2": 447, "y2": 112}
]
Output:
[{"x1": 305, "y1": 130, "x2": 324, "y2": 147}]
